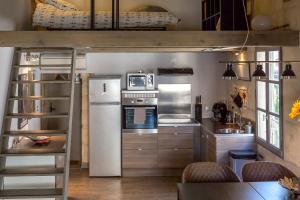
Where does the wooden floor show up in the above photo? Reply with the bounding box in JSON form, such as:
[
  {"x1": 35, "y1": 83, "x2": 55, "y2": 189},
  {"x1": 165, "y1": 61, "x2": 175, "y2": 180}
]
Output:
[{"x1": 68, "y1": 168, "x2": 180, "y2": 200}]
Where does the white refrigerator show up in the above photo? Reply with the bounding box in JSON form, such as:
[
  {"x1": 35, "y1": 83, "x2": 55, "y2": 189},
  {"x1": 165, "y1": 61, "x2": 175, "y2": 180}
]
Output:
[{"x1": 89, "y1": 75, "x2": 121, "y2": 177}]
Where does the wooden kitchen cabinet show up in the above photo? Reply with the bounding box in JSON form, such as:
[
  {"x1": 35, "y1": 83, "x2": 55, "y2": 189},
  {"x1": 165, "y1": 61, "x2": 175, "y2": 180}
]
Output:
[
  {"x1": 158, "y1": 127, "x2": 194, "y2": 169},
  {"x1": 159, "y1": 127, "x2": 194, "y2": 134},
  {"x1": 158, "y1": 149, "x2": 193, "y2": 168},
  {"x1": 123, "y1": 149, "x2": 158, "y2": 168},
  {"x1": 200, "y1": 126, "x2": 209, "y2": 161},
  {"x1": 207, "y1": 133, "x2": 216, "y2": 162},
  {"x1": 123, "y1": 133, "x2": 157, "y2": 150},
  {"x1": 122, "y1": 133, "x2": 158, "y2": 169},
  {"x1": 122, "y1": 126, "x2": 196, "y2": 176},
  {"x1": 158, "y1": 132, "x2": 193, "y2": 149},
  {"x1": 200, "y1": 125, "x2": 255, "y2": 165}
]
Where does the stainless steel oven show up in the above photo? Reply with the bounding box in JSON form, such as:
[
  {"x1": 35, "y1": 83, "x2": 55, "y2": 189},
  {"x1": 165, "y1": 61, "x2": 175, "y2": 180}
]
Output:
[{"x1": 122, "y1": 90, "x2": 158, "y2": 133}]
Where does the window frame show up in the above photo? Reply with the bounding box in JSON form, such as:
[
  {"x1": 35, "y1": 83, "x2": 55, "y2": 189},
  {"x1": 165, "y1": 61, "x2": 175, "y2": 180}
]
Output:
[{"x1": 255, "y1": 47, "x2": 283, "y2": 157}]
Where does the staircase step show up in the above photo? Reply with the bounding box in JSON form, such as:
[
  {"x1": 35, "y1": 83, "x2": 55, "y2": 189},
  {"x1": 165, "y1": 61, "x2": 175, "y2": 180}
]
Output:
[
  {"x1": 6, "y1": 113, "x2": 69, "y2": 118},
  {"x1": 0, "y1": 149, "x2": 66, "y2": 156},
  {"x1": 9, "y1": 96, "x2": 70, "y2": 101},
  {"x1": 3, "y1": 130, "x2": 68, "y2": 137},
  {"x1": 13, "y1": 64, "x2": 72, "y2": 68},
  {"x1": 0, "y1": 167, "x2": 64, "y2": 177},
  {"x1": 11, "y1": 80, "x2": 71, "y2": 84},
  {"x1": 0, "y1": 188, "x2": 63, "y2": 199}
]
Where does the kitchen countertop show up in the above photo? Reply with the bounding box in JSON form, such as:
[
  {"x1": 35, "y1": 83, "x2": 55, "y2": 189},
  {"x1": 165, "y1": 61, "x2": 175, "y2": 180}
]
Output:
[{"x1": 201, "y1": 118, "x2": 255, "y2": 137}]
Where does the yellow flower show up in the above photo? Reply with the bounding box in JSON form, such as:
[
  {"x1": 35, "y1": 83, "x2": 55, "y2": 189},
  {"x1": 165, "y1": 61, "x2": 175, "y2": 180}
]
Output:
[{"x1": 289, "y1": 100, "x2": 300, "y2": 120}]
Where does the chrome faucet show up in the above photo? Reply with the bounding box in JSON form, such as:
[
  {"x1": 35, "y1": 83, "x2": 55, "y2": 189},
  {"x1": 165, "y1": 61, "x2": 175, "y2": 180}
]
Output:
[
  {"x1": 231, "y1": 110, "x2": 243, "y2": 129},
  {"x1": 232, "y1": 112, "x2": 236, "y2": 124}
]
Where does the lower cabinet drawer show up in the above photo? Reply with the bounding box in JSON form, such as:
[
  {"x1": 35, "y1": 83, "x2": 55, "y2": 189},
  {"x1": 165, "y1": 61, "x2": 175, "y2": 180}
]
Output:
[
  {"x1": 159, "y1": 127, "x2": 194, "y2": 134},
  {"x1": 123, "y1": 133, "x2": 157, "y2": 150},
  {"x1": 158, "y1": 132, "x2": 193, "y2": 149},
  {"x1": 158, "y1": 149, "x2": 193, "y2": 168},
  {"x1": 123, "y1": 149, "x2": 158, "y2": 169}
]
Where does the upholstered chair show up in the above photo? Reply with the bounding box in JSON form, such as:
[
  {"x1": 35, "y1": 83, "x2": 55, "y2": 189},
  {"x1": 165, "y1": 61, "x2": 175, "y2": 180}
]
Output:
[
  {"x1": 182, "y1": 162, "x2": 240, "y2": 183},
  {"x1": 242, "y1": 161, "x2": 297, "y2": 182}
]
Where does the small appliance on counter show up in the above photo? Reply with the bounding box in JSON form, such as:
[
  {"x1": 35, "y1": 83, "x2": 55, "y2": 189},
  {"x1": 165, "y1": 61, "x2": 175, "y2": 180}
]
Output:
[
  {"x1": 212, "y1": 102, "x2": 228, "y2": 123},
  {"x1": 127, "y1": 71, "x2": 155, "y2": 91},
  {"x1": 122, "y1": 90, "x2": 159, "y2": 134}
]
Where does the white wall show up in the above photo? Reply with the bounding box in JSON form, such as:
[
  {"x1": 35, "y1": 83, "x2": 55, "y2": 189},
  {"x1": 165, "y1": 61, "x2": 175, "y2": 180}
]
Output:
[
  {"x1": 0, "y1": 0, "x2": 32, "y2": 31},
  {"x1": 67, "y1": 0, "x2": 202, "y2": 30},
  {"x1": 0, "y1": 0, "x2": 33, "y2": 138},
  {"x1": 0, "y1": 0, "x2": 32, "y2": 126},
  {"x1": 0, "y1": 0, "x2": 56, "y2": 194},
  {"x1": 87, "y1": 52, "x2": 228, "y2": 118},
  {"x1": 0, "y1": 48, "x2": 13, "y2": 130}
]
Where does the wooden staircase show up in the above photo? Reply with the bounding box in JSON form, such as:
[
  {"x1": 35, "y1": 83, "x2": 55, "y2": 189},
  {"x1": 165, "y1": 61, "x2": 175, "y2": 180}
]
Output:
[{"x1": 0, "y1": 48, "x2": 76, "y2": 199}]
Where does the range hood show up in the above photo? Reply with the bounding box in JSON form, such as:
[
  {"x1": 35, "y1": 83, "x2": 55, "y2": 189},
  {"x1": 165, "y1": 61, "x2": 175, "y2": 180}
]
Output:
[{"x1": 158, "y1": 68, "x2": 194, "y2": 76}]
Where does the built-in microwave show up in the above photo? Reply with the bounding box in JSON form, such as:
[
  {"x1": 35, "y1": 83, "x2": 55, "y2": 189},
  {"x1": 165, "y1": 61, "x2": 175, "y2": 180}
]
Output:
[{"x1": 127, "y1": 72, "x2": 155, "y2": 90}]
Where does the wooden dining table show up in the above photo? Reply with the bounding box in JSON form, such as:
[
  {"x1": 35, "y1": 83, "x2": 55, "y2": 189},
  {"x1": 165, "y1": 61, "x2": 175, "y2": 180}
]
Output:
[{"x1": 177, "y1": 181, "x2": 290, "y2": 200}]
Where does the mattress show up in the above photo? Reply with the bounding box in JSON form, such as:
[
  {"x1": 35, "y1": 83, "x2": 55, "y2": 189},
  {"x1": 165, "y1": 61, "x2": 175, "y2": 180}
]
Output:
[{"x1": 33, "y1": 3, "x2": 180, "y2": 29}]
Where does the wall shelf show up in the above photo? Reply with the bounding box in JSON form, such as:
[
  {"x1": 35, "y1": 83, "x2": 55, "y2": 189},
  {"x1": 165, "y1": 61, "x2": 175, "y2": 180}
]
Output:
[{"x1": 0, "y1": 31, "x2": 298, "y2": 52}]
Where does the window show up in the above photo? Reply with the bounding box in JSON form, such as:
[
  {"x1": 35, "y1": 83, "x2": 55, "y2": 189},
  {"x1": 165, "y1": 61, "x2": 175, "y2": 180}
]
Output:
[{"x1": 255, "y1": 48, "x2": 283, "y2": 157}]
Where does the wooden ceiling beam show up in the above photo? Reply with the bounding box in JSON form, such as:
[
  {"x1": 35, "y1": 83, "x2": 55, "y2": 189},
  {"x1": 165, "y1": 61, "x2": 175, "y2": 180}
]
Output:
[{"x1": 0, "y1": 31, "x2": 298, "y2": 50}]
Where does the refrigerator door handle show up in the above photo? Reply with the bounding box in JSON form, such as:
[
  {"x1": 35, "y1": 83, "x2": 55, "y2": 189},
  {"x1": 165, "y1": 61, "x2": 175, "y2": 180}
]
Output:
[{"x1": 103, "y1": 83, "x2": 107, "y2": 93}]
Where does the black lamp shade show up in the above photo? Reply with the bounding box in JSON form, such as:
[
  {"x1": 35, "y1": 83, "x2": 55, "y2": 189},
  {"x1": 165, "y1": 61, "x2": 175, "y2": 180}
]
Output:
[
  {"x1": 222, "y1": 63, "x2": 238, "y2": 80},
  {"x1": 253, "y1": 64, "x2": 266, "y2": 79},
  {"x1": 281, "y1": 64, "x2": 296, "y2": 79}
]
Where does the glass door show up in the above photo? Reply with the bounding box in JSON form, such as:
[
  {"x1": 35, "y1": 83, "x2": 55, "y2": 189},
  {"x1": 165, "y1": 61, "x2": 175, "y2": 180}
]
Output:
[{"x1": 123, "y1": 106, "x2": 157, "y2": 130}]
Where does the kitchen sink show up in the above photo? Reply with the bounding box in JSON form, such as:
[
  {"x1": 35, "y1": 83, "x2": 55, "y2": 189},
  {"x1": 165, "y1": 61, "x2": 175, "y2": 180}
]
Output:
[{"x1": 216, "y1": 128, "x2": 245, "y2": 134}]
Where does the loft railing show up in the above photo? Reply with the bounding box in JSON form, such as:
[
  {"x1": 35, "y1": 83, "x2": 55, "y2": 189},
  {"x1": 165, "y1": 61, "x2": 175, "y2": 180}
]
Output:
[{"x1": 90, "y1": 0, "x2": 120, "y2": 30}]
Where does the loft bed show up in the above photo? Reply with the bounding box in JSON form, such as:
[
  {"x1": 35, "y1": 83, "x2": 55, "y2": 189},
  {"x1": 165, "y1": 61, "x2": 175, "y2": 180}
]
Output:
[{"x1": 32, "y1": 0, "x2": 181, "y2": 30}]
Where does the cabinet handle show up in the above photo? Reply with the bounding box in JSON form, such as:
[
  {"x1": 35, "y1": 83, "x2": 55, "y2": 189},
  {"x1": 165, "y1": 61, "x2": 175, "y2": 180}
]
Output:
[
  {"x1": 174, "y1": 148, "x2": 178, "y2": 151},
  {"x1": 138, "y1": 148, "x2": 143, "y2": 151},
  {"x1": 103, "y1": 83, "x2": 107, "y2": 93}
]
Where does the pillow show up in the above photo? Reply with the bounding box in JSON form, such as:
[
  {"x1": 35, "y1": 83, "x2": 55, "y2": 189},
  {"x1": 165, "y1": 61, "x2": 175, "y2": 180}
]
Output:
[
  {"x1": 131, "y1": 5, "x2": 169, "y2": 12},
  {"x1": 42, "y1": 0, "x2": 79, "y2": 11}
]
